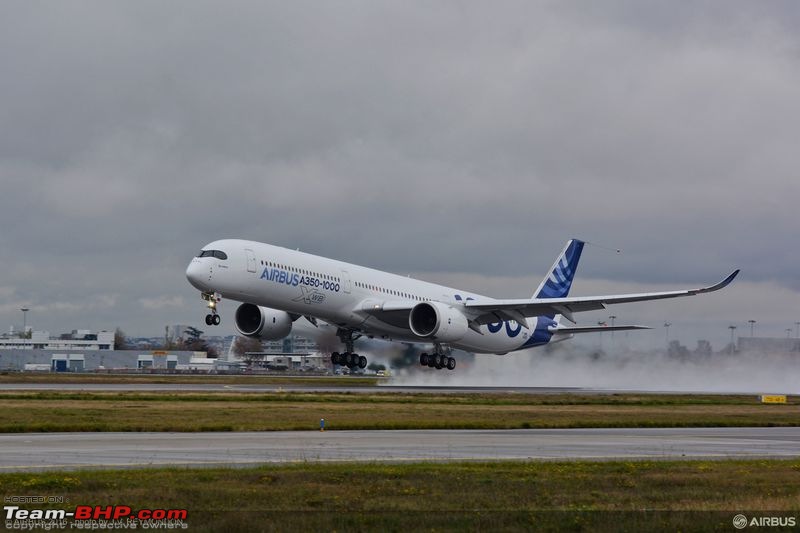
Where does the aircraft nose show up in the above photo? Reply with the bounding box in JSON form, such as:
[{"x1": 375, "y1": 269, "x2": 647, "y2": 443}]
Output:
[{"x1": 186, "y1": 260, "x2": 206, "y2": 290}]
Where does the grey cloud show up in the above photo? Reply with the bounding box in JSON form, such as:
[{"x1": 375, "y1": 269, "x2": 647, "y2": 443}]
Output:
[{"x1": 1, "y1": 1, "x2": 798, "y2": 340}]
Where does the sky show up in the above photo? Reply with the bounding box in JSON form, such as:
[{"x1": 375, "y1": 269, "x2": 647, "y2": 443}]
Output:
[{"x1": 1, "y1": 1, "x2": 799, "y2": 350}]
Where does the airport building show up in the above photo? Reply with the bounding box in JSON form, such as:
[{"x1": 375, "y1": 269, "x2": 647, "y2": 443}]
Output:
[
  {"x1": 0, "y1": 349, "x2": 199, "y2": 372},
  {"x1": 0, "y1": 329, "x2": 115, "y2": 350},
  {"x1": 737, "y1": 336, "x2": 800, "y2": 354},
  {"x1": 262, "y1": 334, "x2": 319, "y2": 354},
  {"x1": 241, "y1": 352, "x2": 327, "y2": 371}
]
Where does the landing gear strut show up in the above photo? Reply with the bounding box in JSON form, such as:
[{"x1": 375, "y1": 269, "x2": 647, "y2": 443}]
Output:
[
  {"x1": 330, "y1": 329, "x2": 367, "y2": 371},
  {"x1": 202, "y1": 292, "x2": 221, "y2": 326},
  {"x1": 419, "y1": 343, "x2": 456, "y2": 371}
]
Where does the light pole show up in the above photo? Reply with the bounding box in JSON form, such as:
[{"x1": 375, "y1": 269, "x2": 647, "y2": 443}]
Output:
[
  {"x1": 609, "y1": 315, "x2": 617, "y2": 340},
  {"x1": 748, "y1": 319, "x2": 756, "y2": 337},
  {"x1": 20, "y1": 308, "x2": 29, "y2": 337},
  {"x1": 728, "y1": 325, "x2": 737, "y2": 354},
  {"x1": 664, "y1": 322, "x2": 671, "y2": 344}
]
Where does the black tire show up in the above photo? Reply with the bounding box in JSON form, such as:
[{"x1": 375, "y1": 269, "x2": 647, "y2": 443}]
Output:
[
  {"x1": 331, "y1": 352, "x2": 340, "y2": 365},
  {"x1": 212, "y1": 314, "x2": 221, "y2": 325},
  {"x1": 358, "y1": 355, "x2": 367, "y2": 369},
  {"x1": 346, "y1": 352, "x2": 355, "y2": 367},
  {"x1": 420, "y1": 353, "x2": 429, "y2": 366},
  {"x1": 447, "y1": 357, "x2": 456, "y2": 370}
]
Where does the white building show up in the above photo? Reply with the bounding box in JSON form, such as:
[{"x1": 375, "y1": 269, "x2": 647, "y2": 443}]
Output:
[
  {"x1": 0, "y1": 330, "x2": 115, "y2": 350},
  {"x1": 262, "y1": 334, "x2": 319, "y2": 353}
]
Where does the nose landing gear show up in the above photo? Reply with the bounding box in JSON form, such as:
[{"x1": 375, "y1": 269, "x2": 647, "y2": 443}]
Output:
[{"x1": 202, "y1": 292, "x2": 222, "y2": 326}]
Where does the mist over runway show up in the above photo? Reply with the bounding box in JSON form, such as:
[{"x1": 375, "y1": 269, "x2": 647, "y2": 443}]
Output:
[
  {"x1": 1, "y1": 427, "x2": 798, "y2": 472},
  {"x1": 388, "y1": 344, "x2": 800, "y2": 395}
]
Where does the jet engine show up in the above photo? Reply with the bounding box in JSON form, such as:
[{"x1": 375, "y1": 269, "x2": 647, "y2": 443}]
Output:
[
  {"x1": 409, "y1": 301, "x2": 469, "y2": 342},
  {"x1": 234, "y1": 303, "x2": 293, "y2": 340}
]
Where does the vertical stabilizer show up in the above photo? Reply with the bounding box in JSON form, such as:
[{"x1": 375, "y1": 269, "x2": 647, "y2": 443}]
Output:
[{"x1": 533, "y1": 239, "x2": 585, "y2": 299}]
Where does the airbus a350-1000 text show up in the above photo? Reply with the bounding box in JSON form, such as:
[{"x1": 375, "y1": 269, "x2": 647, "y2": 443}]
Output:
[{"x1": 186, "y1": 239, "x2": 738, "y2": 372}]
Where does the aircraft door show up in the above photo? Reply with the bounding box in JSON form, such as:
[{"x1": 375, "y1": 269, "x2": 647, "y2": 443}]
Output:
[
  {"x1": 244, "y1": 248, "x2": 256, "y2": 273},
  {"x1": 340, "y1": 270, "x2": 352, "y2": 294}
]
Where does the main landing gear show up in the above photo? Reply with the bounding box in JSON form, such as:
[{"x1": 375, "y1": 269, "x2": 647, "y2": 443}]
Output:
[
  {"x1": 330, "y1": 329, "x2": 367, "y2": 371},
  {"x1": 202, "y1": 292, "x2": 221, "y2": 326},
  {"x1": 419, "y1": 343, "x2": 456, "y2": 371}
]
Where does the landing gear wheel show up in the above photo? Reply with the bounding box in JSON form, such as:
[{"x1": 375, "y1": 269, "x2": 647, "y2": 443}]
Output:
[
  {"x1": 447, "y1": 357, "x2": 456, "y2": 370},
  {"x1": 358, "y1": 355, "x2": 367, "y2": 369},
  {"x1": 331, "y1": 352, "x2": 340, "y2": 365},
  {"x1": 201, "y1": 292, "x2": 222, "y2": 326},
  {"x1": 335, "y1": 329, "x2": 364, "y2": 371},
  {"x1": 420, "y1": 353, "x2": 429, "y2": 366}
]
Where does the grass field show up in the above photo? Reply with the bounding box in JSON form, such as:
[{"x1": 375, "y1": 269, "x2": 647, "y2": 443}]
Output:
[
  {"x1": 2, "y1": 461, "x2": 798, "y2": 531},
  {"x1": 0, "y1": 391, "x2": 797, "y2": 432},
  {"x1": 2, "y1": 379, "x2": 797, "y2": 531}
]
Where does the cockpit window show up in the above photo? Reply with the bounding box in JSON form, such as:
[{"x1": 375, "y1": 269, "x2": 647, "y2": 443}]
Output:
[{"x1": 197, "y1": 250, "x2": 228, "y2": 260}]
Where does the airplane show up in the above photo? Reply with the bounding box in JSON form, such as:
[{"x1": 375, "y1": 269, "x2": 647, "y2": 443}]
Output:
[{"x1": 186, "y1": 239, "x2": 738, "y2": 372}]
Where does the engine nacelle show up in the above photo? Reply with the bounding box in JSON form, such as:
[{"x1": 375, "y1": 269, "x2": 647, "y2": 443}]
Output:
[
  {"x1": 409, "y1": 301, "x2": 469, "y2": 343},
  {"x1": 234, "y1": 303, "x2": 292, "y2": 340}
]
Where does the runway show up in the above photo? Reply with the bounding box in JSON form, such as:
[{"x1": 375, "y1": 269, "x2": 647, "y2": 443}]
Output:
[
  {"x1": 1, "y1": 427, "x2": 798, "y2": 471},
  {"x1": 0, "y1": 382, "x2": 744, "y2": 395},
  {"x1": 0, "y1": 382, "x2": 595, "y2": 394}
]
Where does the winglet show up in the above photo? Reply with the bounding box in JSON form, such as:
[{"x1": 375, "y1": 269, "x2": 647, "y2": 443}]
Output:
[{"x1": 691, "y1": 269, "x2": 740, "y2": 295}]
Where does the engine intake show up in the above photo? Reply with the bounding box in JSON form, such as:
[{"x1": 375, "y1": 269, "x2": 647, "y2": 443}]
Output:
[
  {"x1": 234, "y1": 303, "x2": 293, "y2": 340},
  {"x1": 409, "y1": 301, "x2": 469, "y2": 343}
]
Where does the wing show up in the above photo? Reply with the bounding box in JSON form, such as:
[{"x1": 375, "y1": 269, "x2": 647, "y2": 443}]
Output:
[{"x1": 464, "y1": 270, "x2": 739, "y2": 325}]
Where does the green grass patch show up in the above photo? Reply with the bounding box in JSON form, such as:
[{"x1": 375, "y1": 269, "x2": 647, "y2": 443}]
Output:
[
  {"x1": 0, "y1": 391, "x2": 797, "y2": 432},
  {"x1": 1, "y1": 460, "x2": 798, "y2": 531}
]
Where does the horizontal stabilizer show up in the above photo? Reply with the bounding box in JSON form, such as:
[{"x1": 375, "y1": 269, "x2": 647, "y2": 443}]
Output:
[{"x1": 552, "y1": 324, "x2": 651, "y2": 335}]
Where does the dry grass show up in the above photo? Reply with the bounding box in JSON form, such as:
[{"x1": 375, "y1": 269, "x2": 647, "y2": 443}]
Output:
[{"x1": 0, "y1": 391, "x2": 797, "y2": 432}]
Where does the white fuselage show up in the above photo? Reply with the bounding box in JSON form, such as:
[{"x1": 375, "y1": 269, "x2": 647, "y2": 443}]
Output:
[{"x1": 186, "y1": 239, "x2": 554, "y2": 354}]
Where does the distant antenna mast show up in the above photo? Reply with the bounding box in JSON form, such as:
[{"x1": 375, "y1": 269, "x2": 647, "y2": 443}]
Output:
[{"x1": 20, "y1": 308, "x2": 29, "y2": 336}]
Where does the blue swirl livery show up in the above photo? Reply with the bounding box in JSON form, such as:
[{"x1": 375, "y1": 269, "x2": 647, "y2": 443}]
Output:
[{"x1": 533, "y1": 239, "x2": 584, "y2": 300}]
